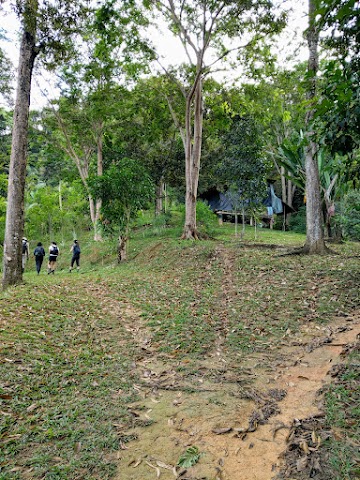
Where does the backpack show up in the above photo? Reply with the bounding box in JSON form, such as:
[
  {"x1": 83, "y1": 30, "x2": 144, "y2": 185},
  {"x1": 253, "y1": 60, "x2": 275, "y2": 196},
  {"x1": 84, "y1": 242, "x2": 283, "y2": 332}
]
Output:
[
  {"x1": 34, "y1": 247, "x2": 44, "y2": 257},
  {"x1": 50, "y1": 245, "x2": 59, "y2": 256},
  {"x1": 73, "y1": 244, "x2": 81, "y2": 256},
  {"x1": 22, "y1": 240, "x2": 27, "y2": 254}
]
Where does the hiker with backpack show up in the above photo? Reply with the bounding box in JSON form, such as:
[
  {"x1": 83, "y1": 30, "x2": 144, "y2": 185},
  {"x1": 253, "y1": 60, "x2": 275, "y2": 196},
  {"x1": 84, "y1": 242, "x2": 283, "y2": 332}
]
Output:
[
  {"x1": 22, "y1": 237, "x2": 29, "y2": 273},
  {"x1": 48, "y1": 241, "x2": 59, "y2": 274},
  {"x1": 33, "y1": 242, "x2": 46, "y2": 275},
  {"x1": 69, "y1": 239, "x2": 81, "y2": 272}
]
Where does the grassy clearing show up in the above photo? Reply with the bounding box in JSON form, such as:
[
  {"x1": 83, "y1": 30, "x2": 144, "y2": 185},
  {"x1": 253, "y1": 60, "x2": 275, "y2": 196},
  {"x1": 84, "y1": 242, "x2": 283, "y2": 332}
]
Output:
[
  {"x1": 0, "y1": 278, "x2": 138, "y2": 479},
  {"x1": 1, "y1": 225, "x2": 360, "y2": 479}
]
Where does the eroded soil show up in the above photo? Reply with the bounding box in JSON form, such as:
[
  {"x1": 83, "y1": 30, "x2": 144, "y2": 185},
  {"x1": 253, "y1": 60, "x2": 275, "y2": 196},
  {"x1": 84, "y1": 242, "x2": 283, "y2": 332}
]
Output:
[{"x1": 112, "y1": 301, "x2": 359, "y2": 480}]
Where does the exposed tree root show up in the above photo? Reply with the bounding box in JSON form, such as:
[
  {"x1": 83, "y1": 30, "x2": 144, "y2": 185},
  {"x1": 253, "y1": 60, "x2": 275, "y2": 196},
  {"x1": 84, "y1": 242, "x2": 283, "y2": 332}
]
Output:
[
  {"x1": 180, "y1": 229, "x2": 210, "y2": 240},
  {"x1": 238, "y1": 243, "x2": 289, "y2": 250},
  {"x1": 276, "y1": 244, "x2": 338, "y2": 257}
]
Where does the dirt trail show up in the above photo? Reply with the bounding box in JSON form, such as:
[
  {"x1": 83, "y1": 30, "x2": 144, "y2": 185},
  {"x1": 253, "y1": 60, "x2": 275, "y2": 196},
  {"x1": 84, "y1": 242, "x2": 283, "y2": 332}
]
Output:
[
  {"x1": 112, "y1": 310, "x2": 359, "y2": 480},
  {"x1": 103, "y1": 246, "x2": 360, "y2": 479}
]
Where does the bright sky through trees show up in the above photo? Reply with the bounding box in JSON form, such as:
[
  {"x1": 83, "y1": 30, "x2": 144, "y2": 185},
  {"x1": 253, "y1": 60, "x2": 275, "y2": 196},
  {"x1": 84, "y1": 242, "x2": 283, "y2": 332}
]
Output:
[{"x1": 0, "y1": 0, "x2": 308, "y2": 110}]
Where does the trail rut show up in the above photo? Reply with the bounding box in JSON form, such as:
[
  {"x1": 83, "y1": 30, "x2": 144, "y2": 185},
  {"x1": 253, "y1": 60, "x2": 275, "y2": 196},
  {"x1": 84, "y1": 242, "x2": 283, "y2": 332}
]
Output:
[{"x1": 112, "y1": 306, "x2": 359, "y2": 480}]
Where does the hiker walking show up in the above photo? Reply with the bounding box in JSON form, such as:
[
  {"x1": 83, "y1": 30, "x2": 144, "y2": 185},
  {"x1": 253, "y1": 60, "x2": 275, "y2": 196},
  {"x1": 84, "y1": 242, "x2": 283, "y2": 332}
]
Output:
[
  {"x1": 69, "y1": 239, "x2": 81, "y2": 272},
  {"x1": 22, "y1": 237, "x2": 29, "y2": 273},
  {"x1": 33, "y1": 242, "x2": 46, "y2": 275},
  {"x1": 48, "y1": 241, "x2": 59, "y2": 274}
]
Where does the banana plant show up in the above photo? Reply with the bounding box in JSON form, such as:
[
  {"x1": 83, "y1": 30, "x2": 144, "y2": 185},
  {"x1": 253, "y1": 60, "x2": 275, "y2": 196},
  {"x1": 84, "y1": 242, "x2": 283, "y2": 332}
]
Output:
[{"x1": 276, "y1": 135, "x2": 343, "y2": 237}]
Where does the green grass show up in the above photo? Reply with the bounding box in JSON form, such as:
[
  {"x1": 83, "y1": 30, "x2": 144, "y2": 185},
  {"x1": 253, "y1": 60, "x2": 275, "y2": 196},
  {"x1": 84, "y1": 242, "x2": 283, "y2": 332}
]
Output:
[
  {"x1": 1, "y1": 224, "x2": 360, "y2": 478},
  {"x1": 324, "y1": 346, "x2": 360, "y2": 479}
]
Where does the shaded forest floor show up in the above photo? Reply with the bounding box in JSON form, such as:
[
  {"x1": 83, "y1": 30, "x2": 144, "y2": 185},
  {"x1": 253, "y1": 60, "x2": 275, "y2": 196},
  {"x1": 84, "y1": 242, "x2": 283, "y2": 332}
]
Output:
[{"x1": 0, "y1": 228, "x2": 359, "y2": 479}]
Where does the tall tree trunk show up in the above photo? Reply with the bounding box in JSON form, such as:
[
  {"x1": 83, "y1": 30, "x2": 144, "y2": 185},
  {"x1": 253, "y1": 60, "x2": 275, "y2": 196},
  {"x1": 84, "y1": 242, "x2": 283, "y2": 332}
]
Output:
[
  {"x1": 94, "y1": 130, "x2": 103, "y2": 241},
  {"x1": 304, "y1": 0, "x2": 327, "y2": 254},
  {"x1": 155, "y1": 177, "x2": 165, "y2": 215},
  {"x1": 182, "y1": 78, "x2": 203, "y2": 239},
  {"x1": 2, "y1": 4, "x2": 38, "y2": 289}
]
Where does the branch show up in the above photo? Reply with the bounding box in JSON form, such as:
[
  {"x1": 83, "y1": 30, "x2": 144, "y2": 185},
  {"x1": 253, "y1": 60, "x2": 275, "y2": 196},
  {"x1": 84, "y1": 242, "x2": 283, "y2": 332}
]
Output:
[
  {"x1": 164, "y1": 93, "x2": 185, "y2": 147},
  {"x1": 204, "y1": 34, "x2": 261, "y2": 71},
  {"x1": 155, "y1": 58, "x2": 187, "y2": 97},
  {"x1": 43, "y1": 101, "x2": 93, "y2": 187},
  {"x1": 167, "y1": 0, "x2": 199, "y2": 55}
]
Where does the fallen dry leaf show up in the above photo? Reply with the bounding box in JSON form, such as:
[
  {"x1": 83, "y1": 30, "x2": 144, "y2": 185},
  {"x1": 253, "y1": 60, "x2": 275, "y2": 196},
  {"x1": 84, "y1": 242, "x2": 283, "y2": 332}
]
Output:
[
  {"x1": 296, "y1": 456, "x2": 308, "y2": 471},
  {"x1": 212, "y1": 427, "x2": 233, "y2": 435},
  {"x1": 299, "y1": 440, "x2": 310, "y2": 455},
  {"x1": 145, "y1": 461, "x2": 161, "y2": 478},
  {"x1": 128, "y1": 458, "x2": 142, "y2": 468},
  {"x1": 26, "y1": 403, "x2": 38, "y2": 413},
  {"x1": 156, "y1": 460, "x2": 174, "y2": 470}
]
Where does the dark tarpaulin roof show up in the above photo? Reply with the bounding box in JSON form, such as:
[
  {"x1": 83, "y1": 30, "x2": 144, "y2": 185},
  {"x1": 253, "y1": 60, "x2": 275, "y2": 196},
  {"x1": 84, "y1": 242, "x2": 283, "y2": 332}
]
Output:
[{"x1": 200, "y1": 185, "x2": 294, "y2": 214}]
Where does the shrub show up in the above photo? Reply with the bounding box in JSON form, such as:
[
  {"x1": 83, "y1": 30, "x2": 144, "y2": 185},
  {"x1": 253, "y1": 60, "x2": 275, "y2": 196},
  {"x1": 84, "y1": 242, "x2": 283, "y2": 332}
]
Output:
[
  {"x1": 179, "y1": 201, "x2": 218, "y2": 237},
  {"x1": 288, "y1": 206, "x2": 307, "y2": 234}
]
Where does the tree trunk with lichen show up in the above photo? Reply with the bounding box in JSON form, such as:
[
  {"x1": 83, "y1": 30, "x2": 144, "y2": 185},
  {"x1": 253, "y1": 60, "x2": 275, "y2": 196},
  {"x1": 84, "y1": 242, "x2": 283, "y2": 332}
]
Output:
[{"x1": 303, "y1": 0, "x2": 328, "y2": 254}]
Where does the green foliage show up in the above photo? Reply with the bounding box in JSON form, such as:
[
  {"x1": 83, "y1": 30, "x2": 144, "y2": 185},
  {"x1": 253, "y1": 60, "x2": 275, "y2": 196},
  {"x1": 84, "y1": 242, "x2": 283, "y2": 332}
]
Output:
[
  {"x1": 89, "y1": 158, "x2": 154, "y2": 237},
  {"x1": 177, "y1": 446, "x2": 201, "y2": 468},
  {"x1": 317, "y1": 60, "x2": 359, "y2": 156},
  {"x1": 24, "y1": 181, "x2": 88, "y2": 241},
  {"x1": 277, "y1": 134, "x2": 306, "y2": 192},
  {"x1": 0, "y1": 173, "x2": 7, "y2": 242},
  {"x1": 109, "y1": 76, "x2": 182, "y2": 188},
  {"x1": 179, "y1": 201, "x2": 218, "y2": 237},
  {"x1": 316, "y1": 0, "x2": 360, "y2": 157},
  {"x1": 0, "y1": 47, "x2": 13, "y2": 103},
  {"x1": 217, "y1": 114, "x2": 269, "y2": 205},
  {"x1": 196, "y1": 201, "x2": 218, "y2": 233},
  {"x1": 339, "y1": 190, "x2": 360, "y2": 241},
  {"x1": 277, "y1": 136, "x2": 342, "y2": 209},
  {"x1": 288, "y1": 206, "x2": 307, "y2": 234},
  {"x1": 0, "y1": 108, "x2": 12, "y2": 169}
]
